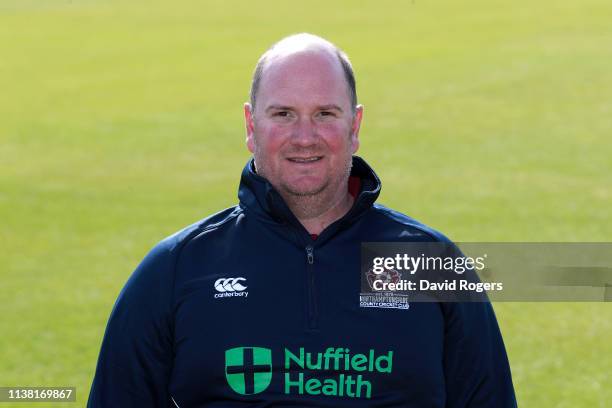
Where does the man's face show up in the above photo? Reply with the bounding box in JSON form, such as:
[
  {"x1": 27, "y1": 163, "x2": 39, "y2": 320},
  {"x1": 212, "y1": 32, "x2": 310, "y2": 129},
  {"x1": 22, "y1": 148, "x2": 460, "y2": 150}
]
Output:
[{"x1": 244, "y1": 50, "x2": 363, "y2": 198}]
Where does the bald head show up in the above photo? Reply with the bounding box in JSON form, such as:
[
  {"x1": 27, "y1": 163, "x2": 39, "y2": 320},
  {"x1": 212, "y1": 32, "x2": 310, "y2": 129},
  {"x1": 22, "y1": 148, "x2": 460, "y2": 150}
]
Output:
[{"x1": 249, "y1": 33, "x2": 357, "y2": 113}]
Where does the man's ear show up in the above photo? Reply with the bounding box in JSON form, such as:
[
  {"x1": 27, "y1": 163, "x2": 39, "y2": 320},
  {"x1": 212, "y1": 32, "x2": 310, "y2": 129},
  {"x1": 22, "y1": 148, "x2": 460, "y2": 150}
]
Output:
[
  {"x1": 350, "y1": 104, "x2": 364, "y2": 154},
  {"x1": 244, "y1": 102, "x2": 256, "y2": 153}
]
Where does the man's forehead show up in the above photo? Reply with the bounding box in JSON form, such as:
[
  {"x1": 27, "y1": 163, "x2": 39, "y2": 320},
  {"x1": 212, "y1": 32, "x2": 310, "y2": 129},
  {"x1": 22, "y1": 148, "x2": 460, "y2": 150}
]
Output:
[
  {"x1": 257, "y1": 60, "x2": 348, "y2": 112},
  {"x1": 252, "y1": 34, "x2": 354, "y2": 111},
  {"x1": 258, "y1": 49, "x2": 346, "y2": 98},
  {"x1": 263, "y1": 47, "x2": 341, "y2": 77}
]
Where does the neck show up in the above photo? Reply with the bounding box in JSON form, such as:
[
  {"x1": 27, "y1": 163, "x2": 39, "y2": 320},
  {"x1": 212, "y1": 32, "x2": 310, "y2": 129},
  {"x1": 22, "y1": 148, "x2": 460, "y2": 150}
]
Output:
[{"x1": 282, "y1": 187, "x2": 354, "y2": 235}]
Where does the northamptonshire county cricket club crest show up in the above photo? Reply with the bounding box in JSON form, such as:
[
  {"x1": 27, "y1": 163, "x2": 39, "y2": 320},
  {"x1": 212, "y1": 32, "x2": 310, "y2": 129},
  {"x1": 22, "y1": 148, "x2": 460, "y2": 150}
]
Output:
[
  {"x1": 366, "y1": 267, "x2": 401, "y2": 290},
  {"x1": 360, "y1": 267, "x2": 410, "y2": 310}
]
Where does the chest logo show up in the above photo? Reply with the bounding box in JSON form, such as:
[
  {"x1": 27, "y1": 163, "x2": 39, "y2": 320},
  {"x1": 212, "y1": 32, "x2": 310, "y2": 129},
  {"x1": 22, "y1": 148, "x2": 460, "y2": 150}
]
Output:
[
  {"x1": 225, "y1": 347, "x2": 273, "y2": 395},
  {"x1": 223, "y1": 346, "x2": 394, "y2": 399},
  {"x1": 214, "y1": 277, "x2": 248, "y2": 299}
]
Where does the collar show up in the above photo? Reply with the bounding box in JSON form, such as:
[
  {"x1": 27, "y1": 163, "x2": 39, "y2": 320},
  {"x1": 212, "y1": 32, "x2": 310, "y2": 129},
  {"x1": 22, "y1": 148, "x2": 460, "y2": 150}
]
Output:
[{"x1": 237, "y1": 155, "x2": 382, "y2": 235}]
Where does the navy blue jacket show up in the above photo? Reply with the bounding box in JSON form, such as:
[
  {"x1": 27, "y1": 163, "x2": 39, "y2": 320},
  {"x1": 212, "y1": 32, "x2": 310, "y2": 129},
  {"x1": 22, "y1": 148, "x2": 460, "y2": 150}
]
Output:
[{"x1": 88, "y1": 156, "x2": 517, "y2": 407}]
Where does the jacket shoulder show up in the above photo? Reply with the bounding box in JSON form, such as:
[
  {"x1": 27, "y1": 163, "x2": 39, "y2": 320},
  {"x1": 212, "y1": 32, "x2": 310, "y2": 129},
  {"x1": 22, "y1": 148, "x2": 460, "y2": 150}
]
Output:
[
  {"x1": 116, "y1": 206, "x2": 243, "y2": 310},
  {"x1": 370, "y1": 203, "x2": 453, "y2": 243},
  {"x1": 86, "y1": 208, "x2": 245, "y2": 408},
  {"x1": 156, "y1": 206, "x2": 243, "y2": 253}
]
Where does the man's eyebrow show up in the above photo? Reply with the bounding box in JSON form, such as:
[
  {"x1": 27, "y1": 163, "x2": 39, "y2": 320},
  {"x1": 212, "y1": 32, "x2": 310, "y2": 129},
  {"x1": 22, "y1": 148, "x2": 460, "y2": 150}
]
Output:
[
  {"x1": 265, "y1": 105, "x2": 294, "y2": 113},
  {"x1": 318, "y1": 104, "x2": 343, "y2": 113},
  {"x1": 264, "y1": 104, "x2": 344, "y2": 113}
]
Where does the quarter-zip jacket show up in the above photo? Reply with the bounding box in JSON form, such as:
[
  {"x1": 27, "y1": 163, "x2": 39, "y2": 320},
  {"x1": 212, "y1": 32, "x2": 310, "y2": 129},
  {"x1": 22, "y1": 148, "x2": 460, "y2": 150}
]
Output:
[{"x1": 88, "y1": 156, "x2": 517, "y2": 407}]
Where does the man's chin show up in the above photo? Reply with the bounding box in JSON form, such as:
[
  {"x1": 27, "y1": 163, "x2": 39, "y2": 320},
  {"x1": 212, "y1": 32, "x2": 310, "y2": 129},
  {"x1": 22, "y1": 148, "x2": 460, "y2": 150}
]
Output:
[{"x1": 281, "y1": 181, "x2": 328, "y2": 197}]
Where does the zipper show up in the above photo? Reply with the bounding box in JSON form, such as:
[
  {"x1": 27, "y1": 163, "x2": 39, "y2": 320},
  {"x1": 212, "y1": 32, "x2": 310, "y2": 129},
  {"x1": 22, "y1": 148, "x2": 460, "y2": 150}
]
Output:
[
  {"x1": 305, "y1": 245, "x2": 317, "y2": 330},
  {"x1": 306, "y1": 246, "x2": 314, "y2": 264}
]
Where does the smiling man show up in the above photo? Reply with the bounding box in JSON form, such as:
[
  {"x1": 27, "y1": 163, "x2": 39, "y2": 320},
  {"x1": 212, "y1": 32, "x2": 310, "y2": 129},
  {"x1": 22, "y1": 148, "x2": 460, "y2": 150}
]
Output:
[
  {"x1": 88, "y1": 33, "x2": 517, "y2": 407},
  {"x1": 244, "y1": 41, "x2": 362, "y2": 235}
]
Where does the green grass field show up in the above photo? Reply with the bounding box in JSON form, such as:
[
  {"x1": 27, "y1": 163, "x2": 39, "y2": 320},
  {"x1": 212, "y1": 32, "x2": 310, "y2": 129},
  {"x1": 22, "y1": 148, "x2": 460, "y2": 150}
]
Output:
[{"x1": 1, "y1": 1, "x2": 611, "y2": 406}]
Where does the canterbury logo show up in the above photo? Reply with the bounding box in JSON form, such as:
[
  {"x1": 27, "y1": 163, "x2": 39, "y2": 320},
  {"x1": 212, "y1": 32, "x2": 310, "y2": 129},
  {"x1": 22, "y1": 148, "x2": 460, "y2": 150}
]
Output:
[{"x1": 215, "y1": 277, "x2": 248, "y2": 292}]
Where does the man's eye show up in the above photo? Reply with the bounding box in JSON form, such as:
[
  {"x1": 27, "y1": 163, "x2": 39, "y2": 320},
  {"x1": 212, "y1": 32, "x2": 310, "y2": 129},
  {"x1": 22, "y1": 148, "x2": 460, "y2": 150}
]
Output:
[
  {"x1": 274, "y1": 111, "x2": 290, "y2": 117},
  {"x1": 318, "y1": 111, "x2": 335, "y2": 118}
]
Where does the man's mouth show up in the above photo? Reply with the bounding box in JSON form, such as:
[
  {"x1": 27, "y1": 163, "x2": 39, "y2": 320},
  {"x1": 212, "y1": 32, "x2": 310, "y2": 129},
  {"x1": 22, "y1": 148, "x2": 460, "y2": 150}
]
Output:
[{"x1": 287, "y1": 156, "x2": 323, "y2": 163}]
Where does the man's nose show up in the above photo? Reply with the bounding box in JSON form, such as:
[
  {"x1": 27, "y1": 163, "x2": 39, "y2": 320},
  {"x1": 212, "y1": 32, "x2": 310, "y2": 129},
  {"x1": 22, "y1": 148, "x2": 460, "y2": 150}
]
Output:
[{"x1": 291, "y1": 117, "x2": 318, "y2": 146}]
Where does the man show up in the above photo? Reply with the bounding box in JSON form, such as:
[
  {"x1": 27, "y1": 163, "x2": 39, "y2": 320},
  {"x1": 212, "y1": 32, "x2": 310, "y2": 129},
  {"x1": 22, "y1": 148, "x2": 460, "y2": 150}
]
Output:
[{"x1": 88, "y1": 33, "x2": 517, "y2": 407}]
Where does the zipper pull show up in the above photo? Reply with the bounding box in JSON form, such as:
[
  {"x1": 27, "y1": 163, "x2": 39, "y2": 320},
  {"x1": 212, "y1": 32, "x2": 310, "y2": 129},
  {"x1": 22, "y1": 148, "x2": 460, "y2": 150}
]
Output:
[{"x1": 306, "y1": 246, "x2": 314, "y2": 264}]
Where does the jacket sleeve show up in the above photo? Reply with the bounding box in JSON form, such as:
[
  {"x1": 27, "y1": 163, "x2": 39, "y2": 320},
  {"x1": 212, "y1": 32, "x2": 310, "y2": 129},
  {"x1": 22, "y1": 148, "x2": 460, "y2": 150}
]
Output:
[
  {"x1": 87, "y1": 239, "x2": 176, "y2": 408},
  {"x1": 441, "y1": 300, "x2": 517, "y2": 408},
  {"x1": 438, "y1": 241, "x2": 517, "y2": 407}
]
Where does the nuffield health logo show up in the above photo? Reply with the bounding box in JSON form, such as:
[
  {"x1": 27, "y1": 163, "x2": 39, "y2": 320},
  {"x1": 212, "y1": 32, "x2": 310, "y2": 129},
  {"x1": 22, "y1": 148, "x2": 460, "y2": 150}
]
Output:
[
  {"x1": 224, "y1": 346, "x2": 393, "y2": 399},
  {"x1": 225, "y1": 347, "x2": 272, "y2": 395}
]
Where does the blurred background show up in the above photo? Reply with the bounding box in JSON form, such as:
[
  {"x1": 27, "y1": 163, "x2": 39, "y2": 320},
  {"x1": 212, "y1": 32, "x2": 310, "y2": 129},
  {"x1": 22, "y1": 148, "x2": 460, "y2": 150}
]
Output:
[{"x1": 1, "y1": 0, "x2": 610, "y2": 406}]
